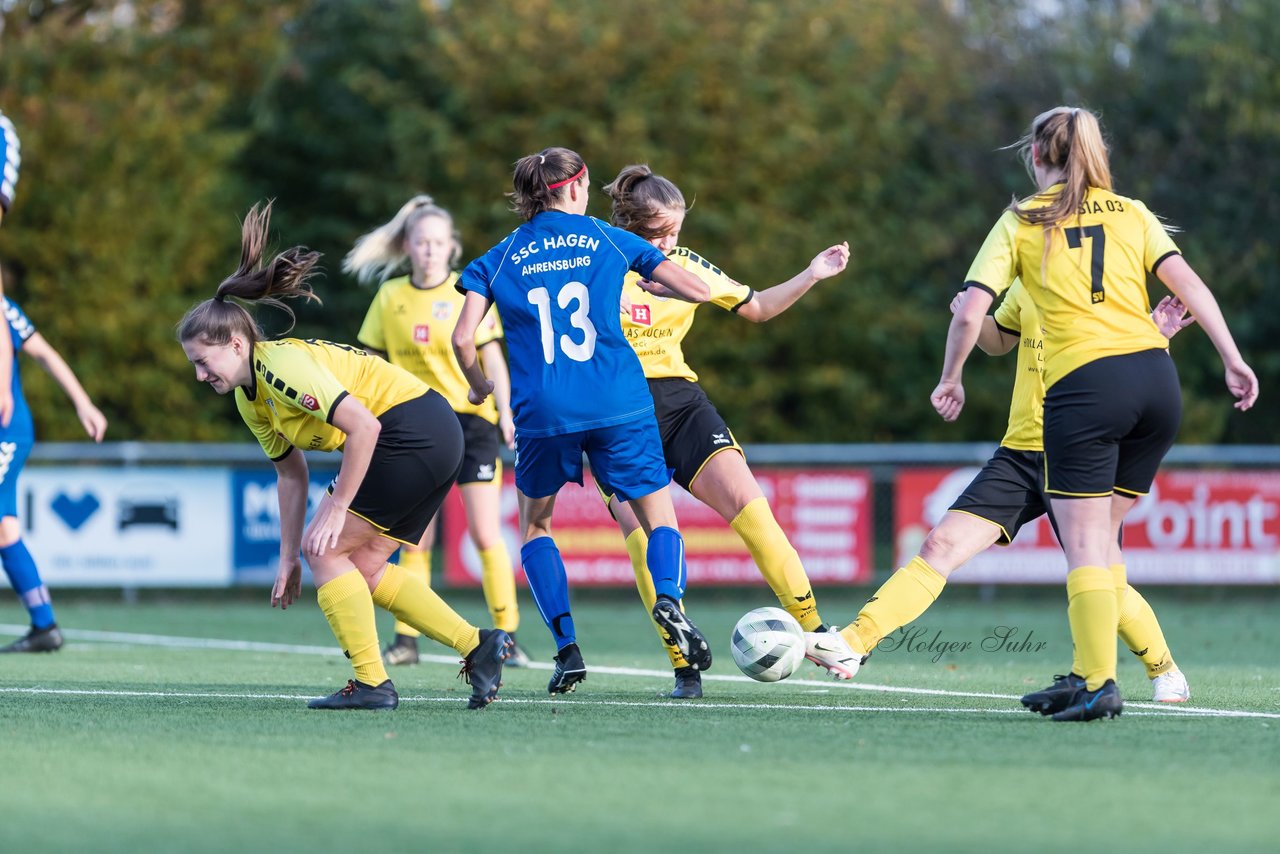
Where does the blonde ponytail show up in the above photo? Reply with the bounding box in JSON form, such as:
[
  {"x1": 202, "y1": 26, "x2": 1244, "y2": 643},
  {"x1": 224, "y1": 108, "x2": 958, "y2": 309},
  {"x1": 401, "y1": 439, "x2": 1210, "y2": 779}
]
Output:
[{"x1": 343, "y1": 194, "x2": 461, "y2": 284}]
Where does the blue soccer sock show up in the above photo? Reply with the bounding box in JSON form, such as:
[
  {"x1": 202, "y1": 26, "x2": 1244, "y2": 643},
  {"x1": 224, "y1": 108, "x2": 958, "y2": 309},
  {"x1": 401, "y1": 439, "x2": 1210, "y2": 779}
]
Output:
[
  {"x1": 647, "y1": 526, "x2": 687, "y2": 601},
  {"x1": 1, "y1": 540, "x2": 55, "y2": 629},
  {"x1": 520, "y1": 537, "x2": 575, "y2": 650}
]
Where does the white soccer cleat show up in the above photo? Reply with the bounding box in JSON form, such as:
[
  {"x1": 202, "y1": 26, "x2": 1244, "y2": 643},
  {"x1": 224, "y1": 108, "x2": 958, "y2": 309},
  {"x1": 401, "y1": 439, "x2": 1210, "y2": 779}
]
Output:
[
  {"x1": 804, "y1": 631, "x2": 863, "y2": 681},
  {"x1": 1151, "y1": 668, "x2": 1190, "y2": 703}
]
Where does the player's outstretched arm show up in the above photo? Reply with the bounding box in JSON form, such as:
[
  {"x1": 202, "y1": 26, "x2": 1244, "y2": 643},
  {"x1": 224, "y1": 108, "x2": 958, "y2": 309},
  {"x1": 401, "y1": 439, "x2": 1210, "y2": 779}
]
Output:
[
  {"x1": 0, "y1": 273, "x2": 11, "y2": 429},
  {"x1": 1156, "y1": 256, "x2": 1258, "y2": 410},
  {"x1": 635, "y1": 260, "x2": 711, "y2": 303},
  {"x1": 736, "y1": 242, "x2": 850, "y2": 323},
  {"x1": 271, "y1": 449, "x2": 309, "y2": 609},
  {"x1": 932, "y1": 287, "x2": 994, "y2": 421},
  {"x1": 21, "y1": 332, "x2": 107, "y2": 441},
  {"x1": 479, "y1": 339, "x2": 515, "y2": 449},
  {"x1": 452, "y1": 291, "x2": 497, "y2": 405},
  {"x1": 310, "y1": 394, "x2": 381, "y2": 557},
  {"x1": 949, "y1": 290, "x2": 1017, "y2": 356}
]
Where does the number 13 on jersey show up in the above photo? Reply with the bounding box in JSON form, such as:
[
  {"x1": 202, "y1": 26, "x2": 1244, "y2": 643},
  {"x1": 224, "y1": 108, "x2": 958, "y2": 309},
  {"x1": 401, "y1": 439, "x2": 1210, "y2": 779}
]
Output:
[{"x1": 528, "y1": 282, "x2": 597, "y2": 364}]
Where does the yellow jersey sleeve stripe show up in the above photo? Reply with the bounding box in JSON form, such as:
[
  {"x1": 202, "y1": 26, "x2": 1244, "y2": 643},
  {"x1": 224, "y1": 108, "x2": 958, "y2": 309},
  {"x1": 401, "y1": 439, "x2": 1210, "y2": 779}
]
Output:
[
  {"x1": 1150, "y1": 249, "x2": 1180, "y2": 274},
  {"x1": 994, "y1": 319, "x2": 1020, "y2": 338},
  {"x1": 326, "y1": 389, "x2": 349, "y2": 426},
  {"x1": 964, "y1": 280, "x2": 998, "y2": 298}
]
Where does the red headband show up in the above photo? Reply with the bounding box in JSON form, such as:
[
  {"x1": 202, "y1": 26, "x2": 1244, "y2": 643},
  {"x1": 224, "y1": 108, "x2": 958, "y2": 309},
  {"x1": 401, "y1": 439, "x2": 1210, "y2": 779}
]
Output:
[{"x1": 547, "y1": 164, "x2": 586, "y2": 190}]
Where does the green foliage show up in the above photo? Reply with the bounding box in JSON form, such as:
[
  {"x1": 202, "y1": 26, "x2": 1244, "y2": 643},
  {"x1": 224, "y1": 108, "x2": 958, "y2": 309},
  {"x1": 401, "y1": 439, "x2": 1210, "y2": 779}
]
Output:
[{"x1": 0, "y1": 0, "x2": 1274, "y2": 442}]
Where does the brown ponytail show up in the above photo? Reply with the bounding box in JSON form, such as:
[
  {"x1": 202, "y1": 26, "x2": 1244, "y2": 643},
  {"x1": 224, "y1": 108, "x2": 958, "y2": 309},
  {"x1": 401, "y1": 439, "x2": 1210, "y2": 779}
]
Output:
[
  {"x1": 177, "y1": 201, "x2": 322, "y2": 348},
  {"x1": 508, "y1": 147, "x2": 586, "y2": 220},
  {"x1": 603, "y1": 164, "x2": 686, "y2": 239}
]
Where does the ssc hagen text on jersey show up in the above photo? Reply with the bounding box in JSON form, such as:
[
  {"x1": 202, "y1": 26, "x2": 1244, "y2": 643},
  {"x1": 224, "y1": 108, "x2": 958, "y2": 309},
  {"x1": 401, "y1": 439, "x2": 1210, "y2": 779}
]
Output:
[{"x1": 510, "y1": 233, "x2": 600, "y2": 276}]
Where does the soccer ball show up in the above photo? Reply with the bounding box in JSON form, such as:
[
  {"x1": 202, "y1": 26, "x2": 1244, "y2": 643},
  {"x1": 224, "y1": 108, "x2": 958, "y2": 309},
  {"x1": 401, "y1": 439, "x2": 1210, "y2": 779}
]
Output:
[{"x1": 730, "y1": 607, "x2": 807, "y2": 682}]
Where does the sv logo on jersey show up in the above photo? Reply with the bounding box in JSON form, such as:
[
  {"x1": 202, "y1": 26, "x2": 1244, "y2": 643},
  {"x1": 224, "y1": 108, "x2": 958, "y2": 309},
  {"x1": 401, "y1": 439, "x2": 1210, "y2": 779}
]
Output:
[
  {"x1": 630, "y1": 304, "x2": 652, "y2": 326},
  {"x1": 300, "y1": 394, "x2": 320, "y2": 412},
  {"x1": 711, "y1": 432, "x2": 731, "y2": 446},
  {"x1": 413, "y1": 324, "x2": 430, "y2": 343}
]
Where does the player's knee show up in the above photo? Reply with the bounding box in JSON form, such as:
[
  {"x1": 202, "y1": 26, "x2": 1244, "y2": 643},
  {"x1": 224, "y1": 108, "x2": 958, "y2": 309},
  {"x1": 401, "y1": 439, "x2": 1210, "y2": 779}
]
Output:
[{"x1": 918, "y1": 530, "x2": 965, "y2": 576}]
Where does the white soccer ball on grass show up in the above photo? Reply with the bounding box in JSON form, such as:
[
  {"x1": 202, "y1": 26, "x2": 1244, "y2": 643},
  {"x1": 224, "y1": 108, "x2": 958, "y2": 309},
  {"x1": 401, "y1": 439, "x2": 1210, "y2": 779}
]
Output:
[{"x1": 730, "y1": 606, "x2": 807, "y2": 683}]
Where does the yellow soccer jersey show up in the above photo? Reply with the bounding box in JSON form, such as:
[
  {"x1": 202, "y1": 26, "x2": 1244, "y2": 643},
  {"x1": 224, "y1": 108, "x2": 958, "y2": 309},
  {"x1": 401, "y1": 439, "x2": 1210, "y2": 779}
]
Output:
[
  {"x1": 357, "y1": 273, "x2": 503, "y2": 422},
  {"x1": 621, "y1": 246, "x2": 753, "y2": 381},
  {"x1": 991, "y1": 280, "x2": 1046, "y2": 452},
  {"x1": 235, "y1": 338, "x2": 426, "y2": 460},
  {"x1": 965, "y1": 185, "x2": 1179, "y2": 388}
]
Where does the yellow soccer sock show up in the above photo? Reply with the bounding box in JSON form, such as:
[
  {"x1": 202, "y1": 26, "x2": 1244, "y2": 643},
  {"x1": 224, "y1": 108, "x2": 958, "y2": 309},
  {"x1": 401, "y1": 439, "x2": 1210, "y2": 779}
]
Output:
[
  {"x1": 1066, "y1": 565, "x2": 1119, "y2": 691},
  {"x1": 841, "y1": 555, "x2": 946, "y2": 655},
  {"x1": 479, "y1": 543, "x2": 520, "y2": 633},
  {"x1": 392, "y1": 548, "x2": 432, "y2": 638},
  {"x1": 626, "y1": 527, "x2": 687, "y2": 669},
  {"x1": 373, "y1": 563, "x2": 479, "y2": 657},
  {"x1": 1112, "y1": 564, "x2": 1175, "y2": 677},
  {"x1": 316, "y1": 570, "x2": 389, "y2": 687},
  {"x1": 731, "y1": 497, "x2": 822, "y2": 630}
]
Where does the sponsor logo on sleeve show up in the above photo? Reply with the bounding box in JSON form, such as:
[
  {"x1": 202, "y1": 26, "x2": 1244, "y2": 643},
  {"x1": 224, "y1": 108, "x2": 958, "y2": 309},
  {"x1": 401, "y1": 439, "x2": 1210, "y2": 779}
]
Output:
[{"x1": 300, "y1": 394, "x2": 320, "y2": 412}]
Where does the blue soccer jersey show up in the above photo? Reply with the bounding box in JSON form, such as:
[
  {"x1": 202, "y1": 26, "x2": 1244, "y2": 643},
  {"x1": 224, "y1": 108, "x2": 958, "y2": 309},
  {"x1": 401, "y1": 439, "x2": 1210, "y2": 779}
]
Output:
[
  {"x1": 459, "y1": 211, "x2": 667, "y2": 437},
  {"x1": 0, "y1": 109, "x2": 19, "y2": 213},
  {"x1": 1, "y1": 297, "x2": 36, "y2": 440}
]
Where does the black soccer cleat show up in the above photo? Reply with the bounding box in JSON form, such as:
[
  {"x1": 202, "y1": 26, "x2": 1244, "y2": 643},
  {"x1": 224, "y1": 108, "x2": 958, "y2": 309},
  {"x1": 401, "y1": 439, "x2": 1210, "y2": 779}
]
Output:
[
  {"x1": 1052, "y1": 679, "x2": 1123, "y2": 722},
  {"x1": 459, "y1": 629, "x2": 513, "y2": 710},
  {"x1": 307, "y1": 678, "x2": 399, "y2": 710},
  {"x1": 651, "y1": 596, "x2": 712, "y2": 672},
  {"x1": 382, "y1": 633, "x2": 420, "y2": 666},
  {"x1": 547, "y1": 642, "x2": 587, "y2": 695},
  {"x1": 1020, "y1": 673, "x2": 1086, "y2": 716},
  {"x1": 669, "y1": 666, "x2": 703, "y2": 700},
  {"x1": 0, "y1": 625, "x2": 64, "y2": 653}
]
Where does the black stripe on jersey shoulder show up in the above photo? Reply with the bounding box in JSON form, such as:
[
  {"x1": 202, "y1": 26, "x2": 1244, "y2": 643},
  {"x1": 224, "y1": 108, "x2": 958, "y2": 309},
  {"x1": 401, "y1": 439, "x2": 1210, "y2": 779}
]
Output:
[
  {"x1": 994, "y1": 320, "x2": 1020, "y2": 338},
  {"x1": 1150, "y1": 250, "x2": 1181, "y2": 275},
  {"x1": 270, "y1": 446, "x2": 295, "y2": 463},
  {"x1": 326, "y1": 390, "x2": 349, "y2": 425},
  {"x1": 964, "y1": 280, "x2": 998, "y2": 298},
  {"x1": 730, "y1": 289, "x2": 756, "y2": 313}
]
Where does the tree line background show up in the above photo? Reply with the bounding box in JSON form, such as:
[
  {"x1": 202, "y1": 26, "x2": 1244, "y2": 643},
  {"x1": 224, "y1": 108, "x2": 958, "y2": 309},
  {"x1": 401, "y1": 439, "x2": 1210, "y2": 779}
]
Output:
[{"x1": 0, "y1": 0, "x2": 1275, "y2": 444}]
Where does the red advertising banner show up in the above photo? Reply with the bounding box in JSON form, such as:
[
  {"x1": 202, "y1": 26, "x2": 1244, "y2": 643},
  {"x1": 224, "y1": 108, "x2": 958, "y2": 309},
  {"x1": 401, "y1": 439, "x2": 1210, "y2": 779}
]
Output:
[
  {"x1": 443, "y1": 468, "x2": 873, "y2": 586},
  {"x1": 896, "y1": 468, "x2": 1280, "y2": 584}
]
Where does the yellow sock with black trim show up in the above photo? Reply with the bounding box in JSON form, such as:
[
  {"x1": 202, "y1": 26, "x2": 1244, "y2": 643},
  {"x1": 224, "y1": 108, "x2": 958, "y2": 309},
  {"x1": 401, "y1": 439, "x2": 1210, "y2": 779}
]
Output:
[
  {"x1": 480, "y1": 543, "x2": 519, "y2": 632},
  {"x1": 1066, "y1": 565, "x2": 1118, "y2": 691},
  {"x1": 1112, "y1": 564, "x2": 1175, "y2": 677},
  {"x1": 373, "y1": 563, "x2": 479, "y2": 657},
  {"x1": 392, "y1": 548, "x2": 432, "y2": 638},
  {"x1": 731, "y1": 497, "x2": 822, "y2": 630},
  {"x1": 841, "y1": 555, "x2": 946, "y2": 655},
  {"x1": 316, "y1": 570, "x2": 389, "y2": 687},
  {"x1": 625, "y1": 527, "x2": 687, "y2": 669}
]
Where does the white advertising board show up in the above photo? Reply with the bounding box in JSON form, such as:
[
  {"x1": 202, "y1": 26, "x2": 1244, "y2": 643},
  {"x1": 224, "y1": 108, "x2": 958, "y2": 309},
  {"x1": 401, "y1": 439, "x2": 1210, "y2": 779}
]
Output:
[{"x1": 10, "y1": 467, "x2": 233, "y2": 586}]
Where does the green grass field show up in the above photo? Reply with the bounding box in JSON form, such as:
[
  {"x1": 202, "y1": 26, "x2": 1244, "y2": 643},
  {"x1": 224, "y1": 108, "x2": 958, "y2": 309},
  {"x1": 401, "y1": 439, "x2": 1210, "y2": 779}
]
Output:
[{"x1": 2, "y1": 586, "x2": 1277, "y2": 853}]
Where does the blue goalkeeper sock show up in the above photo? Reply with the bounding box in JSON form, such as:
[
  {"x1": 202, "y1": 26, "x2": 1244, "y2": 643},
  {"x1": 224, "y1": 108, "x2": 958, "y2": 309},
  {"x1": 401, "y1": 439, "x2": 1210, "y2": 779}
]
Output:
[
  {"x1": 646, "y1": 526, "x2": 687, "y2": 601},
  {"x1": 520, "y1": 537, "x2": 575, "y2": 650},
  {"x1": 1, "y1": 540, "x2": 55, "y2": 629}
]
